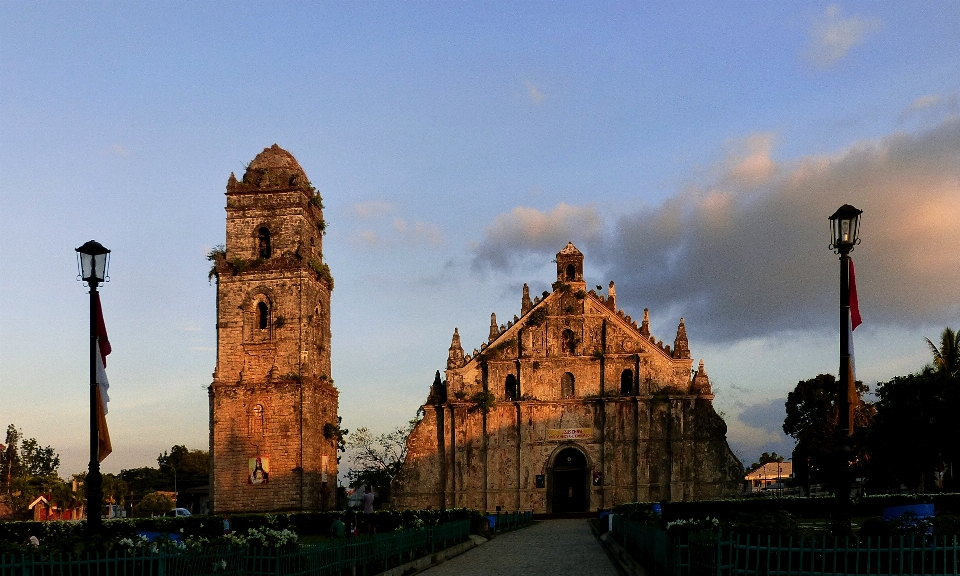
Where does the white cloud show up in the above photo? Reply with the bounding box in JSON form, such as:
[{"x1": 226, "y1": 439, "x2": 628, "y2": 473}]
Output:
[
  {"x1": 525, "y1": 80, "x2": 546, "y2": 104},
  {"x1": 352, "y1": 200, "x2": 394, "y2": 220},
  {"x1": 471, "y1": 203, "x2": 603, "y2": 271},
  {"x1": 807, "y1": 5, "x2": 882, "y2": 67}
]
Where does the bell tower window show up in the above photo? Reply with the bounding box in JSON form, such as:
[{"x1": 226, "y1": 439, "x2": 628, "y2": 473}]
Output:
[
  {"x1": 258, "y1": 302, "x2": 269, "y2": 330},
  {"x1": 258, "y1": 227, "x2": 272, "y2": 259},
  {"x1": 565, "y1": 264, "x2": 576, "y2": 280},
  {"x1": 562, "y1": 329, "x2": 576, "y2": 355}
]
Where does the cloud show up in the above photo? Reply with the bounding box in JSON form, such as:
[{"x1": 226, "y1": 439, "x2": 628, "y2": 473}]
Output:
[
  {"x1": 600, "y1": 116, "x2": 960, "y2": 343},
  {"x1": 900, "y1": 92, "x2": 959, "y2": 123},
  {"x1": 720, "y1": 133, "x2": 778, "y2": 190},
  {"x1": 350, "y1": 230, "x2": 384, "y2": 247},
  {"x1": 352, "y1": 200, "x2": 394, "y2": 220},
  {"x1": 807, "y1": 5, "x2": 881, "y2": 67},
  {"x1": 738, "y1": 397, "x2": 787, "y2": 435},
  {"x1": 471, "y1": 203, "x2": 603, "y2": 271},
  {"x1": 525, "y1": 80, "x2": 546, "y2": 104},
  {"x1": 393, "y1": 218, "x2": 444, "y2": 245}
]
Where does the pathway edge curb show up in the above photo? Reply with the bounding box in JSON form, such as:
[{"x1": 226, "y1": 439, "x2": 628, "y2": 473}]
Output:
[{"x1": 374, "y1": 534, "x2": 488, "y2": 576}]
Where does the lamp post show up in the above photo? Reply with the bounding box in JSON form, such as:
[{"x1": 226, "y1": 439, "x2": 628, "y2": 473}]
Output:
[
  {"x1": 76, "y1": 240, "x2": 110, "y2": 536},
  {"x1": 828, "y1": 205, "x2": 862, "y2": 524}
]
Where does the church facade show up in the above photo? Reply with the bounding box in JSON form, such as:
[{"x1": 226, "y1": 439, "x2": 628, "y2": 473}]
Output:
[
  {"x1": 208, "y1": 145, "x2": 339, "y2": 513},
  {"x1": 392, "y1": 243, "x2": 742, "y2": 512}
]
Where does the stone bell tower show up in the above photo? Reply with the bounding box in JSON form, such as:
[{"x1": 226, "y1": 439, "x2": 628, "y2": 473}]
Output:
[{"x1": 208, "y1": 144, "x2": 338, "y2": 513}]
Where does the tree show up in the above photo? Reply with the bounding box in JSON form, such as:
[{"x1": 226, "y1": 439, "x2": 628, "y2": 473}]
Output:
[
  {"x1": 926, "y1": 327, "x2": 959, "y2": 375},
  {"x1": 133, "y1": 491, "x2": 175, "y2": 517},
  {"x1": 748, "y1": 452, "x2": 786, "y2": 473},
  {"x1": 345, "y1": 419, "x2": 417, "y2": 502},
  {"x1": 868, "y1": 369, "x2": 960, "y2": 493},
  {"x1": 783, "y1": 374, "x2": 874, "y2": 491}
]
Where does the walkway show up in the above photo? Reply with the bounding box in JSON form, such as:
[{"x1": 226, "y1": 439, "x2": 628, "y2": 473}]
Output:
[{"x1": 422, "y1": 519, "x2": 621, "y2": 576}]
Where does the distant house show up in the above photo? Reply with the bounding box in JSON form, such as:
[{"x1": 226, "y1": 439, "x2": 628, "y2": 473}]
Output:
[{"x1": 744, "y1": 461, "x2": 792, "y2": 493}]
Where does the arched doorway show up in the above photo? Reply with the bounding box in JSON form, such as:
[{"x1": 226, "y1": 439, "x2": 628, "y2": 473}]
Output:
[{"x1": 550, "y1": 447, "x2": 588, "y2": 513}]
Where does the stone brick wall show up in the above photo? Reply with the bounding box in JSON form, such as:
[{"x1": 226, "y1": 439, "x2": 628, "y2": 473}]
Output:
[{"x1": 209, "y1": 145, "x2": 338, "y2": 513}]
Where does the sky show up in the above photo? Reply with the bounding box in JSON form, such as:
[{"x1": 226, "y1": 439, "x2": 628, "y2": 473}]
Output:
[{"x1": 2, "y1": 2, "x2": 959, "y2": 477}]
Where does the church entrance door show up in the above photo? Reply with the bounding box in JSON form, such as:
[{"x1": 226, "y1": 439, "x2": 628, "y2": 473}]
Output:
[{"x1": 550, "y1": 447, "x2": 588, "y2": 513}]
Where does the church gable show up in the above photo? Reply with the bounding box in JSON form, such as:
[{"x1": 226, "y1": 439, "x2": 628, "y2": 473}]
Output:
[{"x1": 444, "y1": 243, "x2": 705, "y2": 402}]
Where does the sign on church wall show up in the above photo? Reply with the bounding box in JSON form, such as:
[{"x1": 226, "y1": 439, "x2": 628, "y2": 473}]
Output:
[{"x1": 547, "y1": 428, "x2": 593, "y2": 440}]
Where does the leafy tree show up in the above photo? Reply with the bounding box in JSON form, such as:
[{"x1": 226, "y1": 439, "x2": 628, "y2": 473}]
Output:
[
  {"x1": 345, "y1": 419, "x2": 417, "y2": 502},
  {"x1": 747, "y1": 451, "x2": 786, "y2": 473},
  {"x1": 133, "y1": 491, "x2": 174, "y2": 517},
  {"x1": 783, "y1": 374, "x2": 873, "y2": 491},
  {"x1": 868, "y1": 369, "x2": 960, "y2": 493},
  {"x1": 157, "y1": 444, "x2": 209, "y2": 486},
  {"x1": 0, "y1": 424, "x2": 63, "y2": 517},
  {"x1": 926, "y1": 327, "x2": 959, "y2": 375}
]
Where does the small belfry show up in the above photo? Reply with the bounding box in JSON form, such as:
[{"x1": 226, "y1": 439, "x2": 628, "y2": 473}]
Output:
[
  {"x1": 392, "y1": 242, "x2": 741, "y2": 513},
  {"x1": 208, "y1": 144, "x2": 338, "y2": 513}
]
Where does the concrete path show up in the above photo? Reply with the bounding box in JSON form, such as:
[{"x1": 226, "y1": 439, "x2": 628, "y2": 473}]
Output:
[{"x1": 421, "y1": 519, "x2": 621, "y2": 576}]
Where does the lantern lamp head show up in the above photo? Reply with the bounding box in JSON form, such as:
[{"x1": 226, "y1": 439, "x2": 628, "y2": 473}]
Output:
[
  {"x1": 828, "y1": 205, "x2": 862, "y2": 253},
  {"x1": 75, "y1": 240, "x2": 111, "y2": 286}
]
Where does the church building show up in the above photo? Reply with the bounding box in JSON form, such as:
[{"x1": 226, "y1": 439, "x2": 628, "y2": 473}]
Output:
[
  {"x1": 392, "y1": 243, "x2": 742, "y2": 513},
  {"x1": 208, "y1": 145, "x2": 339, "y2": 513}
]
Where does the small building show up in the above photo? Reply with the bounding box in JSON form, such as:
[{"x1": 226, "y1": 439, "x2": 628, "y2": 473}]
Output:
[
  {"x1": 392, "y1": 243, "x2": 743, "y2": 513},
  {"x1": 744, "y1": 461, "x2": 793, "y2": 493}
]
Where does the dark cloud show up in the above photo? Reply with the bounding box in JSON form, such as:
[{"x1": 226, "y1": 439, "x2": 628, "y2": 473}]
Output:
[{"x1": 738, "y1": 397, "x2": 787, "y2": 434}]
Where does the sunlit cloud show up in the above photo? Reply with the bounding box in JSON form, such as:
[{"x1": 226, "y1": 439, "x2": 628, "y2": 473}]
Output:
[
  {"x1": 352, "y1": 200, "x2": 394, "y2": 220},
  {"x1": 472, "y1": 203, "x2": 603, "y2": 271},
  {"x1": 351, "y1": 230, "x2": 384, "y2": 247},
  {"x1": 807, "y1": 5, "x2": 881, "y2": 67},
  {"x1": 601, "y1": 116, "x2": 960, "y2": 343}
]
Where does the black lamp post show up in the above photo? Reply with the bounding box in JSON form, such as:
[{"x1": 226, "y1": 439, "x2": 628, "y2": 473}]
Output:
[
  {"x1": 76, "y1": 240, "x2": 110, "y2": 535},
  {"x1": 828, "y1": 205, "x2": 862, "y2": 523}
]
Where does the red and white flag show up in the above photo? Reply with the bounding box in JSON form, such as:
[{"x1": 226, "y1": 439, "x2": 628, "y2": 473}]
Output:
[
  {"x1": 845, "y1": 258, "x2": 862, "y2": 434},
  {"x1": 94, "y1": 292, "x2": 112, "y2": 462}
]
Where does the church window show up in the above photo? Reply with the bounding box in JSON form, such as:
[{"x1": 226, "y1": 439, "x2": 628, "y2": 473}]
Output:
[
  {"x1": 561, "y1": 372, "x2": 575, "y2": 398},
  {"x1": 250, "y1": 404, "x2": 265, "y2": 437},
  {"x1": 620, "y1": 369, "x2": 634, "y2": 395},
  {"x1": 562, "y1": 329, "x2": 576, "y2": 355},
  {"x1": 505, "y1": 374, "x2": 518, "y2": 401},
  {"x1": 258, "y1": 302, "x2": 269, "y2": 330},
  {"x1": 258, "y1": 227, "x2": 272, "y2": 259},
  {"x1": 565, "y1": 264, "x2": 576, "y2": 280}
]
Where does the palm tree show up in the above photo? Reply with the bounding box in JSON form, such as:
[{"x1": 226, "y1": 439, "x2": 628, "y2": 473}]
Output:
[{"x1": 926, "y1": 327, "x2": 959, "y2": 375}]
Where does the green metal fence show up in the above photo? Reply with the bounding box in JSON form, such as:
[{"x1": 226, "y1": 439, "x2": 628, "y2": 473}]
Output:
[
  {"x1": 611, "y1": 517, "x2": 960, "y2": 576},
  {"x1": 487, "y1": 511, "x2": 534, "y2": 534},
  {"x1": 0, "y1": 519, "x2": 471, "y2": 576}
]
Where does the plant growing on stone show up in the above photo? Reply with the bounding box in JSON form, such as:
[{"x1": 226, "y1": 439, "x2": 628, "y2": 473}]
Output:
[
  {"x1": 526, "y1": 307, "x2": 548, "y2": 327},
  {"x1": 469, "y1": 391, "x2": 496, "y2": 413}
]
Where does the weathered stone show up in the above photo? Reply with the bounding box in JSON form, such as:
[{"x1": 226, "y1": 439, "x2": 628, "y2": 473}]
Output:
[
  {"x1": 392, "y1": 243, "x2": 742, "y2": 512},
  {"x1": 209, "y1": 144, "x2": 338, "y2": 513}
]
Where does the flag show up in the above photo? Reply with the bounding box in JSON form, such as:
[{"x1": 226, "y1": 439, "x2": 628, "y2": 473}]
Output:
[
  {"x1": 94, "y1": 292, "x2": 113, "y2": 462},
  {"x1": 845, "y1": 258, "x2": 862, "y2": 435}
]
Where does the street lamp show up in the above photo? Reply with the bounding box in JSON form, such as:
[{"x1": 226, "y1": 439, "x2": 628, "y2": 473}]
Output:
[
  {"x1": 76, "y1": 240, "x2": 110, "y2": 536},
  {"x1": 828, "y1": 205, "x2": 862, "y2": 525}
]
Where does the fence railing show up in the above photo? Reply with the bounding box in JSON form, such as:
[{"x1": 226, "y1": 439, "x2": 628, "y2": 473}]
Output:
[
  {"x1": 0, "y1": 519, "x2": 471, "y2": 576},
  {"x1": 486, "y1": 510, "x2": 534, "y2": 534},
  {"x1": 611, "y1": 516, "x2": 960, "y2": 576}
]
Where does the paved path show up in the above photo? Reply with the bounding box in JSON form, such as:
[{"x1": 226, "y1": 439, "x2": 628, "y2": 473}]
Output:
[{"x1": 422, "y1": 519, "x2": 621, "y2": 576}]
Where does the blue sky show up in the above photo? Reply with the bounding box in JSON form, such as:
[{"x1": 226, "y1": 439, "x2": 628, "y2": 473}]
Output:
[{"x1": 2, "y1": 2, "x2": 959, "y2": 475}]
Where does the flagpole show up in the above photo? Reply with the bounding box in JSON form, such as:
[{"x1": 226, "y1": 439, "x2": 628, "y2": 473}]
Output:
[{"x1": 88, "y1": 282, "x2": 104, "y2": 535}]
